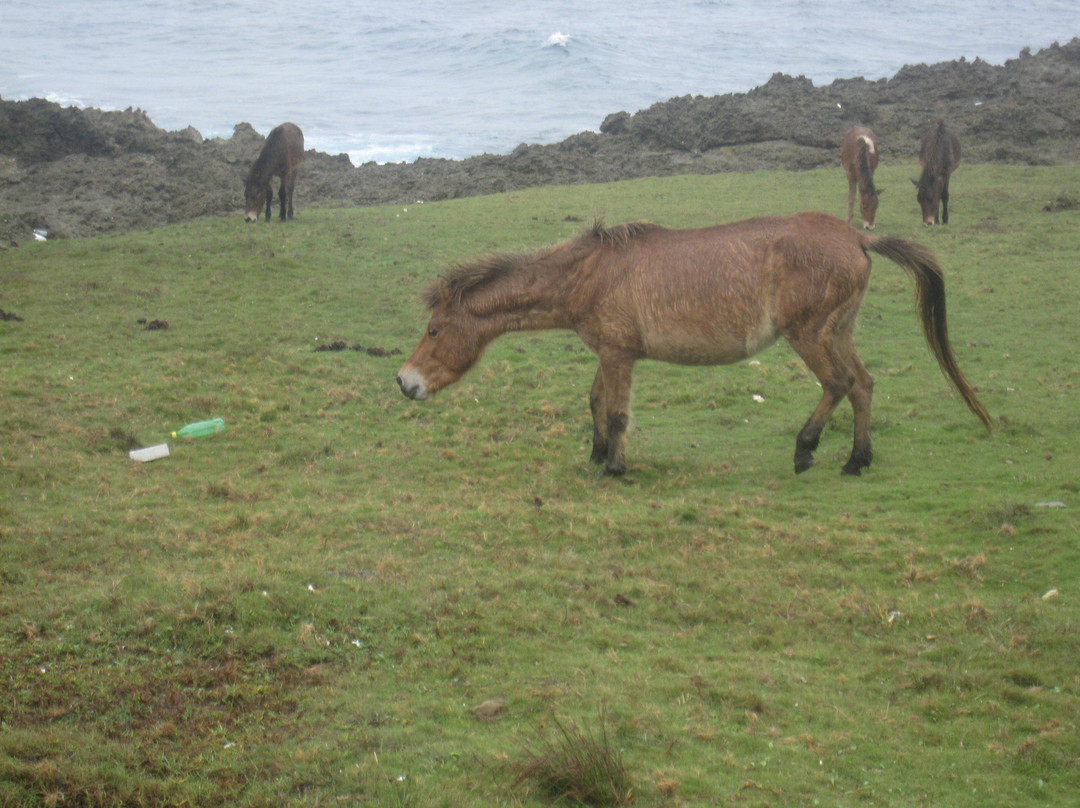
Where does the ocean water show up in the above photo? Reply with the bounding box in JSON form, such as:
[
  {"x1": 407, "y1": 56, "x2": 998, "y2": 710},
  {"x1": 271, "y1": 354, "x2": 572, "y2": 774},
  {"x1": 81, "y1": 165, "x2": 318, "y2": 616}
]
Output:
[{"x1": 3, "y1": 1, "x2": 1078, "y2": 164}]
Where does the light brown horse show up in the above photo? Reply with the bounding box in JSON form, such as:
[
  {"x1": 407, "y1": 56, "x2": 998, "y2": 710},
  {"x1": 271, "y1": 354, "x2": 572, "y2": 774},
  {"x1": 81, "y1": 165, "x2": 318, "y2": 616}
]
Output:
[
  {"x1": 913, "y1": 121, "x2": 960, "y2": 225},
  {"x1": 397, "y1": 213, "x2": 991, "y2": 476},
  {"x1": 841, "y1": 126, "x2": 881, "y2": 230},
  {"x1": 244, "y1": 122, "x2": 304, "y2": 222}
]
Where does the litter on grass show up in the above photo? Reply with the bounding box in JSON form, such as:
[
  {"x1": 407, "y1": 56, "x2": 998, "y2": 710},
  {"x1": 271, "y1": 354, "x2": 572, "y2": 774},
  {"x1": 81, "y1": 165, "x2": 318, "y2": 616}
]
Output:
[{"x1": 129, "y1": 443, "x2": 170, "y2": 462}]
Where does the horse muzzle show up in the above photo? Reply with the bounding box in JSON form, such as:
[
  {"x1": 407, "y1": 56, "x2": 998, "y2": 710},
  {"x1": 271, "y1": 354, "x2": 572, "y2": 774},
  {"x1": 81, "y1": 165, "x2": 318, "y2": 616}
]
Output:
[{"x1": 396, "y1": 367, "x2": 429, "y2": 400}]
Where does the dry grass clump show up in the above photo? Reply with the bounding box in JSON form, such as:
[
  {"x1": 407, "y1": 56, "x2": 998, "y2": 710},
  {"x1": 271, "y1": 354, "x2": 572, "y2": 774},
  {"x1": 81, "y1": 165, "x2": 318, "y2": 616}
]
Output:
[{"x1": 511, "y1": 714, "x2": 633, "y2": 806}]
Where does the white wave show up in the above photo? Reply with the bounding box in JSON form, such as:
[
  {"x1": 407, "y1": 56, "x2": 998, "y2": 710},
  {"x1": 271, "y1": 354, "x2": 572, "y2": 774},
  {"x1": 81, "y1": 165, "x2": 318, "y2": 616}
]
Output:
[
  {"x1": 544, "y1": 31, "x2": 570, "y2": 48},
  {"x1": 346, "y1": 140, "x2": 437, "y2": 166}
]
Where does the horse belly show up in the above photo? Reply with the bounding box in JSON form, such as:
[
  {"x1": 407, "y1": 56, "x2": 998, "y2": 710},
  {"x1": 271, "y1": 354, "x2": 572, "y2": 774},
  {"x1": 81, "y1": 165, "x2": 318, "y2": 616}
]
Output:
[{"x1": 642, "y1": 311, "x2": 778, "y2": 365}]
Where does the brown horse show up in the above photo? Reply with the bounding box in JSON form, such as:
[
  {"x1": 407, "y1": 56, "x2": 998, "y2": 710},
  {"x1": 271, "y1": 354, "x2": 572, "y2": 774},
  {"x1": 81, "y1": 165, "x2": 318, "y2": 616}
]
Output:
[
  {"x1": 244, "y1": 122, "x2": 304, "y2": 222},
  {"x1": 397, "y1": 213, "x2": 991, "y2": 476},
  {"x1": 841, "y1": 126, "x2": 881, "y2": 230},
  {"x1": 913, "y1": 121, "x2": 960, "y2": 225}
]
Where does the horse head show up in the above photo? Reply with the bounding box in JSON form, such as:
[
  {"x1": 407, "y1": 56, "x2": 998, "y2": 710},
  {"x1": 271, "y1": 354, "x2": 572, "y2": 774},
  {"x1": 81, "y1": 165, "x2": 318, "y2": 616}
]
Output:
[
  {"x1": 858, "y1": 188, "x2": 881, "y2": 230},
  {"x1": 397, "y1": 298, "x2": 493, "y2": 400},
  {"x1": 915, "y1": 174, "x2": 945, "y2": 225},
  {"x1": 243, "y1": 176, "x2": 267, "y2": 223}
]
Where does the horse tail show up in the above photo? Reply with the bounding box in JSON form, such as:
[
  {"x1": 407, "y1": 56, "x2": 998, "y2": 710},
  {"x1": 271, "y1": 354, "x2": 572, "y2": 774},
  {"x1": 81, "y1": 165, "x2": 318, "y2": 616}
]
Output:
[{"x1": 865, "y1": 236, "x2": 992, "y2": 431}]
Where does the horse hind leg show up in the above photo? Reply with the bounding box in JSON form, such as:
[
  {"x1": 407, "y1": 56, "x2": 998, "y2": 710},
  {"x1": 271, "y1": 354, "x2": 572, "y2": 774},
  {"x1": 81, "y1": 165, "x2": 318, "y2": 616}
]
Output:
[
  {"x1": 284, "y1": 170, "x2": 298, "y2": 220},
  {"x1": 788, "y1": 337, "x2": 858, "y2": 474},
  {"x1": 838, "y1": 340, "x2": 874, "y2": 475}
]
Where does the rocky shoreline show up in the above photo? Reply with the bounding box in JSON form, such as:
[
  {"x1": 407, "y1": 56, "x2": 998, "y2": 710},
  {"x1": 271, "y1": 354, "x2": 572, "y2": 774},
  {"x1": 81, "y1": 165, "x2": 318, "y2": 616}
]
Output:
[{"x1": 1, "y1": 38, "x2": 1078, "y2": 243}]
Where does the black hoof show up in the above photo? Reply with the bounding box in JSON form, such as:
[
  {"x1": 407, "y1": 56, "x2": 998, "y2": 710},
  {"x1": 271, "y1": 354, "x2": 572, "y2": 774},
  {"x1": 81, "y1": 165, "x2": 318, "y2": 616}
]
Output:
[{"x1": 841, "y1": 449, "x2": 873, "y2": 476}]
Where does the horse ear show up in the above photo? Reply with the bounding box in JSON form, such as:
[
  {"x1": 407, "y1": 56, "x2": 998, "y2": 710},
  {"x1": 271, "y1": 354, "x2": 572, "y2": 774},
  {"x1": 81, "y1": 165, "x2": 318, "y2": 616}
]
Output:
[{"x1": 877, "y1": 187, "x2": 886, "y2": 196}]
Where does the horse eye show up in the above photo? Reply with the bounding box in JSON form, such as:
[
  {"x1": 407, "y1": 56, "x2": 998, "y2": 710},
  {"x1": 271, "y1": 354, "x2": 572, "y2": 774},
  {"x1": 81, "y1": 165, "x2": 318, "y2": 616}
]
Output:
[{"x1": 427, "y1": 328, "x2": 439, "y2": 339}]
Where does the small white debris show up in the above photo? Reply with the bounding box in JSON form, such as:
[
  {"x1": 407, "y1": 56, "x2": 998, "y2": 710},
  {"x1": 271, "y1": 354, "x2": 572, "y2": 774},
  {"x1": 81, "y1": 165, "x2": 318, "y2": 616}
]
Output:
[
  {"x1": 1043, "y1": 589, "x2": 1059, "y2": 600},
  {"x1": 752, "y1": 394, "x2": 765, "y2": 403},
  {"x1": 1036, "y1": 501, "x2": 1066, "y2": 508},
  {"x1": 887, "y1": 610, "x2": 902, "y2": 624},
  {"x1": 129, "y1": 443, "x2": 170, "y2": 462}
]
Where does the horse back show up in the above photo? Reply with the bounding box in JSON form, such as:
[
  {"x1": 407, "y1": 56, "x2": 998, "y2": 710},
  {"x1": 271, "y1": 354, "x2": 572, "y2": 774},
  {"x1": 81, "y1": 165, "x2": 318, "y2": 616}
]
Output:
[
  {"x1": 919, "y1": 121, "x2": 960, "y2": 174},
  {"x1": 583, "y1": 213, "x2": 869, "y2": 364},
  {"x1": 265, "y1": 122, "x2": 305, "y2": 174},
  {"x1": 841, "y1": 126, "x2": 878, "y2": 174}
]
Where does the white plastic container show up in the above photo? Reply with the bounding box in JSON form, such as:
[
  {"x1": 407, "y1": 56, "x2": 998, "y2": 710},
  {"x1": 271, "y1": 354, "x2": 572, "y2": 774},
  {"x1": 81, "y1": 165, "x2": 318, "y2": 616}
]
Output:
[{"x1": 129, "y1": 443, "x2": 170, "y2": 462}]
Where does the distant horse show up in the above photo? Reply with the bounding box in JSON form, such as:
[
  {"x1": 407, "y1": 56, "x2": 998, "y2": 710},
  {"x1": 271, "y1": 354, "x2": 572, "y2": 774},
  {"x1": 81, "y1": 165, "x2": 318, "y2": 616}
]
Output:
[
  {"x1": 841, "y1": 126, "x2": 881, "y2": 230},
  {"x1": 244, "y1": 122, "x2": 304, "y2": 222},
  {"x1": 397, "y1": 214, "x2": 991, "y2": 476},
  {"x1": 913, "y1": 121, "x2": 960, "y2": 225}
]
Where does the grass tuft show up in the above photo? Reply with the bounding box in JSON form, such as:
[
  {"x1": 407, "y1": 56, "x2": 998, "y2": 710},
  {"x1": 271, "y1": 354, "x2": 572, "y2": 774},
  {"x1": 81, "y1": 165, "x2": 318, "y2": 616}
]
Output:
[{"x1": 512, "y1": 713, "x2": 634, "y2": 807}]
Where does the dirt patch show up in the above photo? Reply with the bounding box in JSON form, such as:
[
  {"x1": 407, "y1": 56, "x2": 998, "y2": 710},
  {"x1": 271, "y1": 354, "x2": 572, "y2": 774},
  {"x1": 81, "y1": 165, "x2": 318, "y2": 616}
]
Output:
[
  {"x1": 1043, "y1": 190, "x2": 1079, "y2": 211},
  {"x1": 313, "y1": 340, "x2": 402, "y2": 356},
  {"x1": 2, "y1": 39, "x2": 1078, "y2": 244}
]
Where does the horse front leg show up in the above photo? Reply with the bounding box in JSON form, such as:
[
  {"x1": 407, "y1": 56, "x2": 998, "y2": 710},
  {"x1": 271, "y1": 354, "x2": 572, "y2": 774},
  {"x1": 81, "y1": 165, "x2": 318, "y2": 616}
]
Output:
[
  {"x1": 277, "y1": 182, "x2": 288, "y2": 221},
  {"x1": 597, "y1": 354, "x2": 635, "y2": 476},
  {"x1": 940, "y1": 179, "x2": 950, "y2": 225},
  {"x1": 588, "y1": 365, "x2": 607, "y2": 465},
  {"x1": 845, "y1": 178, "x2": 857, "y2": 224},
  {"x1": 263, "y1": 184, "x2": 273, "y2": 222}
]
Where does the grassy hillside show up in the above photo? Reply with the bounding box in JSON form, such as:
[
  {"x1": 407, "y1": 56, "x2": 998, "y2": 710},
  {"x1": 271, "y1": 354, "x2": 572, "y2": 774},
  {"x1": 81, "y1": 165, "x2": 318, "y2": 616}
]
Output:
[{"x1": 1, "y1": 163, "x2": 1078, "y2": 807}]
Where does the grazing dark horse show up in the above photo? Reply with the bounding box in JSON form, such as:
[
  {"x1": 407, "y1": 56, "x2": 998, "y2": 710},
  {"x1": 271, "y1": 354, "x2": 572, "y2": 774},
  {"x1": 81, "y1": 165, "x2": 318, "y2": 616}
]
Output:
[
  {"x1": 397, "y1": 214, "x2": 990, "y2": 476},
  {"x1": 913, "y1": 121, "x2": 960, "y2": 225},
  {"x1": 244, "y1": 122, "x2": 304, "y2": 222},
  {"x1": 841, "y1": 126, "x2": 881, "y2": 230}
]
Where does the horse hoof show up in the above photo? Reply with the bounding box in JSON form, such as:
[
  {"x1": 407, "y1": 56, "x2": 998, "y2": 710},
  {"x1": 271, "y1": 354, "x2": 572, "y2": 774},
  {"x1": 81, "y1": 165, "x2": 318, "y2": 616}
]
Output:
[
  {"x1": 794, "y1": 457, "x2": 817, "y2": 474},
  {"x1": 840, "y1": 462, "x2": 864, "y2": 476}
]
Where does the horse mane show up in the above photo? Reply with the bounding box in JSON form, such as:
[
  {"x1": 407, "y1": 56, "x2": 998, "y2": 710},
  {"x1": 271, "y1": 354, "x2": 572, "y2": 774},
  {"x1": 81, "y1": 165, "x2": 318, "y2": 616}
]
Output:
[
  {"x1": 423, "y1": 220, "x2": 656, "y2": 309},
  {"x1": 423, "y1": 251, "x2": 535, "y2": 308},
  {"x1": 857, "y1": 140, "x2": 877, "y2": 197},
  {"x1": 588, "y1": 219, "x2": 654, "y2": 246}
]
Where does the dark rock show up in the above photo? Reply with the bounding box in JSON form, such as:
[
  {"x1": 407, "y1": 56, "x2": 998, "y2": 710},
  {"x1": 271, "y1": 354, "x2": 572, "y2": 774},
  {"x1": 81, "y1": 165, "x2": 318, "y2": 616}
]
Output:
[{"x1": 1, "y1": 39, "x2": 1078, "y2": 243}]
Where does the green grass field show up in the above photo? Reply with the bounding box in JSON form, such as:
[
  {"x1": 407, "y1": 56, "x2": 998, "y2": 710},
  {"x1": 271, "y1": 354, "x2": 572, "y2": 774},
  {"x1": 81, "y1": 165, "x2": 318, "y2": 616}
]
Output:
[{"x1": 1, "y1": 162, "x2": 1078, "y2": 807}]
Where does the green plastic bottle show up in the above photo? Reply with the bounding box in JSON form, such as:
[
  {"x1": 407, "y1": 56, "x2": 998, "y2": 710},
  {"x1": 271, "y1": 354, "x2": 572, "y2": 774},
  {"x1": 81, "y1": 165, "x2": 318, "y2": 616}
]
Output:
[{"x1": 172, "y1": 418, "x2": 225, "y2": 438}]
